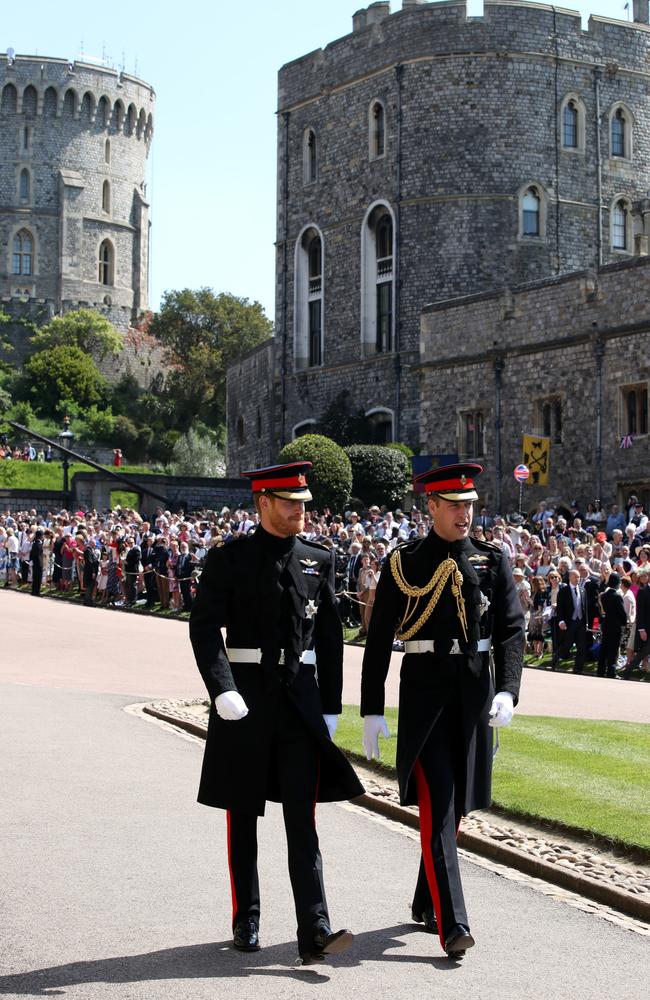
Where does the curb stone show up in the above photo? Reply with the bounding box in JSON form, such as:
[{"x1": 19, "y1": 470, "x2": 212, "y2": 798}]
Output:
[{"x1": 142, "y1": 699, "x2": 649, "y2": 926}]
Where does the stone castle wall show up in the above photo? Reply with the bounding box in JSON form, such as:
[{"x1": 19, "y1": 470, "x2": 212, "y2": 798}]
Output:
[{"x1": 228, "y1": 0, "x2": 650, "y2": 472}]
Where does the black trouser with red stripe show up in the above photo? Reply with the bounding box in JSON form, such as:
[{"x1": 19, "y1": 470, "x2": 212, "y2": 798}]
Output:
[
  {"x1": 411, "y1": 696, "x2": 468, "y2": 944},
  {"x1": 226, "y1": 693, "x2": 329, "y2": 955}
]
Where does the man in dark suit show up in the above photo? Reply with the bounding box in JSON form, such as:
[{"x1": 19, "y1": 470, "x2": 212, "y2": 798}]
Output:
[
  {"x1": 30, "y1": 529, "x2": 43, "y2": 596},
  {"x1": 554, "y1": 569, "x2": 588, "y2": 672},
  {"x1": 598, "y1": 572, "x2": 628, "y2": 678},
  {"x1": 190, "y1": 462, "x2": 363, "y2": 965},
  {"x1": 361, "y1": 463, "x2": 524, "y2": 959},
  {"x1": 578, "y1": 563, "x2": 600, "y2": 631},
  {"x1": 82, "y1": 539, "x2": 99, "y2": 606},
  {"x1": 140, "y1": 534, "x2": 157, "y2": 607}
]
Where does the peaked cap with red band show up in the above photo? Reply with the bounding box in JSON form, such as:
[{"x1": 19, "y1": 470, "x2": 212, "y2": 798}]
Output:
[
  {"x1": 241, "y1": 461, "x2": 313, "y2": 501},
  {"x1": 414, "y1": 462, "x2": 483, "y2": 502}
]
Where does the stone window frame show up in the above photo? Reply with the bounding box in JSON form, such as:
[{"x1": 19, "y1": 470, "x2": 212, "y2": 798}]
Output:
[
  {"x1": 19, "y1": 123, "x2": 32, "y2": 157},
  {"x1": 517, "y1": 182, "x2": 548, "y2": 241},
  {"x1": 360, "y1": 200, "x2": 396, "y2": 358},
  {"x1": 608, "y1": 194, "x2": 633, "y2": 254},
  {"x1": 98, "y1": 237, "x2": 115, "y2": 286},
  {"x1": 293, "y1": 223, "x2": 325, "y2": 371},
  {"x1": 102, "y1": 179, "x2": 111, "y2": 215},
  {"x1": 368, "y1": 98, "x2": 386, "y2": 161},
  {"x1": 104, "y1": 138, "x2": 111, "y2": 164},
  {"x1": 457, "y1": 408, "x2": 486, "y2": 459},
  {"x1": 559, "y1": 93, "x2": 586, "y2": 154},
  {"x1": 302, "y1": 127, "x2": 318, "y2": 186},
  {"x1": 292, "y1": 419, "x2": 318, "y2": 439},
  {"x1": 10, "y1": 225, "x2": 37, "y2": 277},
  {"x1": 365, "y1": 407, "x2": 394, "y2": 444},
  {"x1": 608, "y1": 102, "x2": 634, "y2": 162},
  {"x1": 620, "y1": 382, "x2": 648, "y2": 438},
  {"x1": 17, "y1": 165, "x2": 32, "y2": 205},
  {"x1": 533, "y1": 395, "x2": 563, "y2": 445}
]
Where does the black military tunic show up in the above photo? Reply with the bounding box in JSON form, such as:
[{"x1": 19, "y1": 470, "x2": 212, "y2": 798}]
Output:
[
  {"x1": 361, "y1": 529, "x2": 524, "y2": 942},
  {"x1": 190, "y1": 525, "x2": 363, "y2": 814}
]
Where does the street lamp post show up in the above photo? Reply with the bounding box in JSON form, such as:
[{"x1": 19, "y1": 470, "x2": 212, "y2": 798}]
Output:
[{"x1": 57, "y1": 416, "x2": 74, "y2": 499}]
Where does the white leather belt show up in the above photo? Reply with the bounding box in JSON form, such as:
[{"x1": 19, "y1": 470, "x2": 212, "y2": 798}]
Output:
[
  {"x1": 404, "y1": 638, "x2": 491, "y2": 655},
  {"x1": 226, "y1": 647, "x2": 317, "y2": 666}
]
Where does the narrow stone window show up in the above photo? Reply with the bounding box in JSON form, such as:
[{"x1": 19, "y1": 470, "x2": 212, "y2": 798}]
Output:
[
  {"x1": 370, "y1": 101, "x2": 385, "y2": 159},
  {"x1": 522, "y1": 188, "x2": 540, "y2": 236},
  {"x1": 294, "y1": 226, "x2": 324, "y2": 370},
  {"x1": 236, "y1": 416, "x2": 245, "y2": 446},
  {"x1": 102, "y1": 180, "x2": 111, "y2": 214},
  {"x1": 22, "y1": 125, "x2": 31, "y2": 152},
  {"x1": 19, "y1": 168, "x2": 30, "y2": 203},
  {"x1": 105, "y1": 138, "x2": 111, "y2": 163},
  {"x1": 98, "y1": 239, "x2": 114, "y2": 285},
  {"x1": 303, "y1": 128, "x2": 317, "y2": 185},
  {"x1": 622, "y1": 385, "x2": 648, "y2": 436},
  {"x1": 307, "y1": 235, "x2": 322, "y2": 366},
  {"x1": 562, "y1": 101, "x2": 578, "y2": 148},
  {"x1": 12, "y1": 229, "x2": 33, "y2": 275},
  {"x1": 376, "y1": 214, "x2": 393, "y2": 353},
  {"x1": 612, "y1": 200, "x2": 628, "y2": 250},
  {"x1": 460, "y1": 410, "x2": 485, "y2": 457},
  {"x1": 611, "y1": 108, "x2": 625, "y2": 158},
  {"x1": 536, "y1": 397, "x2": 562, "y2": 444}
]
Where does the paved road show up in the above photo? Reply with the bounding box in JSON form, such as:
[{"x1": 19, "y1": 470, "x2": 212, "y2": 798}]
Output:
[
  {"x1": 2, "y1": 589, "x2": 649, "y2": 720},
  {"x1": 1, "y1": 683, "x2": 647, "y2": 1000}
]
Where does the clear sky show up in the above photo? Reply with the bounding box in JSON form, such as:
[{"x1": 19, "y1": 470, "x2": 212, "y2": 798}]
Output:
[{"x1": 1, "y1": 0, "x2": 634, "y2": 323}]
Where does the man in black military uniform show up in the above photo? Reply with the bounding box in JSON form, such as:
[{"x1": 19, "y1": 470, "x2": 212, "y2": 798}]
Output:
[
  {"x1": 190, "y1": 462, "x2": 363, "y2": 965},
  {"x1": 360, "y1": 463, "x2": 524, "y2": 958},
  {"x1": 597, "y1": 571, "x2": 628, "y2": 678}
]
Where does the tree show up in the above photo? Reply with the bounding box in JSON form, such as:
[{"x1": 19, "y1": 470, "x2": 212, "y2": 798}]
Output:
[
  {"x1": 21, "y1": 345, "x2": 107, "y2": 416},
  {"x1": 149, "y1": 289, "x2": 273, "y2": 429},
  {"x1": 29, "y1": 308, "x2": 124, "y2": 359},
  {"x1": 168, "y1": 428, "x2": 226, "y2": 478},
  {"x1": 279, "y1": 434, "x2": 352, "y2": 513},
  {"x1": 344, "y1": 444, "x2": 411, "y2": 508}
]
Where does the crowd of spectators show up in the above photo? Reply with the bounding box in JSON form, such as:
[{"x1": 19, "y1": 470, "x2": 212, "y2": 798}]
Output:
[
  {"x1": 0, "y1": 440, "x2": 54, "y2": 461},
  {"x1": 1, "y1": 493, "x2": 649, "y2": 680}
]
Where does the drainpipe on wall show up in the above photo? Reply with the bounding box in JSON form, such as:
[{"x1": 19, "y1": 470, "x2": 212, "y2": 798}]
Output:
[
  {"x1": 394, "y1": 63, "x2": 403, "y2": 443},
  {"x1": 594, "y1": 68, "x2": 603, "y2": 267},
  {"x1": 594, "y1": 337, "x2": 605, "y2": 505},
  {"x1": 493, "y1": 355, "x2": 505, "y2": 513},
  {"x1": 552, "y1": 6, "x2": 561, "y2": 272},
  {"x1": 279, "y1": 110, "x2": 290, "y2": 450}
]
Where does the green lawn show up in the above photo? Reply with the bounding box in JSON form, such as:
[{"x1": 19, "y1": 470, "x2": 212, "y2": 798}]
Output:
[
  {"x1": 336, "y1": 706, "x2": 650, "y2": 852},
  {"x1": 0, "y1": 461, "x2": 154, "y2": 491}
]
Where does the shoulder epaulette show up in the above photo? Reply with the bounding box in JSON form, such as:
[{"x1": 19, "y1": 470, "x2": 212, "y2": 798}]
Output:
[{"x1": 300, "y1": 537, "x2": 329, "y2": 553}]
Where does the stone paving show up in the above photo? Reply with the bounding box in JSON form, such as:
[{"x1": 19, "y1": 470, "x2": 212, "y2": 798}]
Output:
[{"x1": 144, "y1": 698, "x2": 650, "y2": 926}]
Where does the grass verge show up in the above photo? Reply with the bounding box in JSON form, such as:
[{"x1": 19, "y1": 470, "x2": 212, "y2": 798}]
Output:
[
  {"x1": 336, "y1": 705, "x2": 650, "y2": 853},
  {"x1": 0, "y1": 462, "x2": 154, "y2": 491}
]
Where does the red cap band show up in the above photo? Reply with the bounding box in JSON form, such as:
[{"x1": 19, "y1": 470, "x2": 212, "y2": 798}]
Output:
[
  {"x1": 252, "y1": 474, "x2": 308, "y2": 492},
  {"x1": 424, "y1": 477, "x2": 474, "y2": 494}
]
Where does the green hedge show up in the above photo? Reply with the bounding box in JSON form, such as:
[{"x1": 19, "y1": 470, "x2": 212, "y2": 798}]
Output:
[
  {"x1": 279, "y1": 434, "x2": 352, "y2": 512},
  {"x1": 344, "y1": 444, "x2": 411, "y2": 509}
]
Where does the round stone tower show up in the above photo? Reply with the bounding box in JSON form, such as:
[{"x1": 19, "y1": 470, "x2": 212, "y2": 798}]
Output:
[{"x1": 0, "y1": 52, "x2": 154, "y2": 330}]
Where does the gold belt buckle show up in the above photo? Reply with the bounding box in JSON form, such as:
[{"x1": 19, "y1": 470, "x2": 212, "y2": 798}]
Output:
[{"x1": 450, "y1": 639, "x2": 461, "y2": 655}]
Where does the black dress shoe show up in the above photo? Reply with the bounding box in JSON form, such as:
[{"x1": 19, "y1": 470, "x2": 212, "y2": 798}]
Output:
[
  {"x1": 411, "y1": 905, "x2": 438, "y2": 934},
  {"x1": 444, "y1": 923, "x2": 475, "y2": 957},
  {"x1": 233, "y1": 917, "x2": 260, "y2": 952},
  {"x1": 299, "y1": 924, "x2": 354, "y2": 965}
]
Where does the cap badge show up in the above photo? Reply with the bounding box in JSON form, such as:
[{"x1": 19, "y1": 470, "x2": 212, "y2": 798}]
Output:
[
  {"x1": 460, "y1": 474, "x2": 467, "y2": 485},
  {"x1": 298, "y1": 474, "x2": 307, "y2": 486}
]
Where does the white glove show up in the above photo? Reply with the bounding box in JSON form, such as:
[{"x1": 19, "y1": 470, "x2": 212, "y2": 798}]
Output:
[
  {"x1": 215, "y1": 691, "x2": 249, "y2": 721},
  {"x1": 363, "y1": 715, "x2": 390, "y2": 760},
  {"x1": 489, "y1": 691, "x2": 514, "y2": 728},
  {"x1": 323, "y1": 714, "x2": 338, "y2": 739}
]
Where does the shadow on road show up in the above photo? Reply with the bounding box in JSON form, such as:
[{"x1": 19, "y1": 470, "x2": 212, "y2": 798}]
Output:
[{"x1": 0, "y1": 924, "x2": 462, "y2": 995}]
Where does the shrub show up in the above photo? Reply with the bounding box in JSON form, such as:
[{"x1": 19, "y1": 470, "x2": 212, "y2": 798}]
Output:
[
  {"x1": 279, "y1": 434, "x2": 352, "y2": 513},
  {"x1": 344, "y1": 444, "x2": 411, "y2": 509}
]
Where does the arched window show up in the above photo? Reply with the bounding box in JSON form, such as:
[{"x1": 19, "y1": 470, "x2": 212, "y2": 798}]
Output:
[
  {"x1": 43, "y1": 86, "x2": 58, "y2": 116},
  {"x1": 102, "y1": 180, "x2": 111, "y2": 214},
  {"x1": 12, "y1": 229, "x2": 33, "y2": 275},
  {"x1": 294, "y1": 225, "x2": 324, "y2": 370},
  {"x1": 97, "y1": 95, "x2": 110, "y2": 126},
  {"x1": 1, "y1": 83, "x2": 17, "y2": 113},
  {"x1": 522, "y1": 187, "x2": 540, "y2": 236},
  {"x1": 19, "y1": 168, "x2": 30, "y2": 203},
  {"x1": 361, "y1": 203, "x2": 395, "y2": 356},
  {"x1": 104, "y1": 138, "x2": 111, "y2": 163},
  {"x1": 22, "y1": 85, "x2": 37, "y2": 117},
  {"x1": 369, "y1": 100, "x2": 385, "y2": 159},
  {"x1": 303, "y1": 128, "x2": 317, "y2": 185},
  {"x1": 609, "y1": 104, "x2": 633, "y2": 160},
  {"x1": 98, "y1": 239, "x2": 114, "y2": 285},
  {"x1": 611, "y1": 198, "x2": 631, "y2": 251},
  {"x1": 63, "y1": 89, "x2": 76, "y2": 117},
  {"x1": 562, "y1": 101, "x2": 578, "y2": 148},
  {"x1": 366, "y1": 408, "x2": 394, "y2": 444}
]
